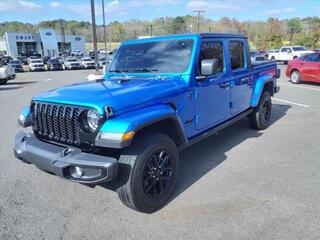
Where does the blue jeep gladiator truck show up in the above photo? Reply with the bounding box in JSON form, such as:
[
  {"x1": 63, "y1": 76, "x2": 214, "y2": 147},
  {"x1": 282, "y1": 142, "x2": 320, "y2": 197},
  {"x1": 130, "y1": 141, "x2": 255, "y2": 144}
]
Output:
[{"x1": 14, "y1": 33, "x2": 280, "y2": 213}]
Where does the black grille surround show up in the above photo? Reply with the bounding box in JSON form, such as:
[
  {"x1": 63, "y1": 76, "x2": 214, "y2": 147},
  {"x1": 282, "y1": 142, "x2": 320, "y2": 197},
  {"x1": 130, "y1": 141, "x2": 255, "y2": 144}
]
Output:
[{"x1": 30, "y1": 101, "x2": 105, "y2": 149}]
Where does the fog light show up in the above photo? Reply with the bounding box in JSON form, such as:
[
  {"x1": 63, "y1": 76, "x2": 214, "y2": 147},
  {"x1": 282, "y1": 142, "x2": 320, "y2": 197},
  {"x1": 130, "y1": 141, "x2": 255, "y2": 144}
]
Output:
[{"x1": 70, "y1": 166, "x2": 84, "y2": 178}]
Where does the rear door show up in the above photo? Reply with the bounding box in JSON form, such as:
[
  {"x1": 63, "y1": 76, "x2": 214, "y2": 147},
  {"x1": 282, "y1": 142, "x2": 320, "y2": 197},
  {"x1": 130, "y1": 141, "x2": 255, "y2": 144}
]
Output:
[
  {"x1": 194, "y1": 39, "x2": 231, "y2": 130},
  {"x1": 300, "y1": 53, "x2": 320, "y2": 82},
  {"x1": 228, "y1": 39, "x2": 252, "y2": 115},
  {"x1": 279, "y1": 47, "x2": 290, "y2": 61}
]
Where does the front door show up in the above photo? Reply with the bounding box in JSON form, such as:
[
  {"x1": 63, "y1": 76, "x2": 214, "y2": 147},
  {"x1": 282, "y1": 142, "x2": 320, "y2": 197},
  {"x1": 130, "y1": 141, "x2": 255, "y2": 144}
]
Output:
[
  {"x1": 228, "y1": 40, "x2": 252, "y2": 115},
  {"x1": 195, "y1": 40, "x2": 231, "y2": 131},
  {"x1": 300, "y1": 53, "x2": 320, "y2": 82}
]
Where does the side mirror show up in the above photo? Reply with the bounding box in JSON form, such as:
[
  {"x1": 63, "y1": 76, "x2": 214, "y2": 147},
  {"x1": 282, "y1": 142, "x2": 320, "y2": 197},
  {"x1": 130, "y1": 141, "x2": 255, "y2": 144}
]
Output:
[{"x1": 201, "y1": 59, "x2": 219, "y2": 76}]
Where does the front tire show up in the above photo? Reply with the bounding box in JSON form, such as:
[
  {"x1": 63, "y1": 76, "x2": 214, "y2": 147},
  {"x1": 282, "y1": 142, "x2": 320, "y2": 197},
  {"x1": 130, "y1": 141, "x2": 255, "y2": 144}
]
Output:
[
  {"x1": 249, "y1": 91, "x2": 272, "y2": 130},
  {"x1": 116, "y1": 132, "x2": 179, "y2": 213},
  {"x1": 291, "y1": 70, "x2": 301, "y2": 84}
]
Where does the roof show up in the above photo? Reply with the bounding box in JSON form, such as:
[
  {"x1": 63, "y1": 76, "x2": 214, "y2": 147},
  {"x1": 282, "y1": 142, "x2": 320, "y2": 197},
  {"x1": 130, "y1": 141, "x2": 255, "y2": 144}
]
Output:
[
  {"x1": 199, "y1": 32, "x2": 247, "y2": 38},
  {"x1": 123, "y1": 32, "x2": 247, "y2": 45}
]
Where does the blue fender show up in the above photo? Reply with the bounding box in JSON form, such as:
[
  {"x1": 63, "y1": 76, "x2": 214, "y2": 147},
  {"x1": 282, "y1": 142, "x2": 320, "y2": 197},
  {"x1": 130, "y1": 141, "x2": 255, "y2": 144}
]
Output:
[
  {"x1": 250, "y1": 74, "x2": 273, "y2": 107},
  {"x1": 99, "y1": 104, "x2": 184, "y2": 136}
]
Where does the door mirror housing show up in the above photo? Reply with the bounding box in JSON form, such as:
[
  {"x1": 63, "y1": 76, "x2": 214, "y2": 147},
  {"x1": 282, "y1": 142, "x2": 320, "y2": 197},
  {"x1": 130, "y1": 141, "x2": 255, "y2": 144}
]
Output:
[{"x1": 201, "y1": 59, "x2": 219, "y2": 76}]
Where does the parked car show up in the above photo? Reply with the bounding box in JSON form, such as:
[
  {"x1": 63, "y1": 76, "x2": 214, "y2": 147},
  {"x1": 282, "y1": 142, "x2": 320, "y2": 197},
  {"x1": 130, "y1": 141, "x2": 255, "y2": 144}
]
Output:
[
  {"x1": 47, "y1": 58, "x2": 63, "y2": 71},
  {"x1": 80, "y1": 57, "x2": 95, "y2": 69},
  {"x1": 64, "y1": 58, "x2": 81, "y2": 70},
  {"x1": 250, "y1": 51, "x2": 266, "y2": 62},
  {"x1": 43, "y1": 56, "x2": 51, "y2": 64},
  {"x1": 0, "y1": 64, "x2": 16, "y2": 85},
  {"x1": 256, "y1": 50, "x2": 268, "y2": 59},
  {"x1": 71, "y1": 51, "x2": 83, "y2": 58},
  {"x1": 98, "y1": 57, "x2": 106, "y2": 68},
  {"x1": 17, "y1": 56, "x2": 28, "y2": 65},
  {"x1": 14, "y1": 33, "x2": 280, "y2": 213},
  {"x1": 286, "y1": 52, "x2": 320, "y2": 84},
  {"x1": 268, "y1": 49, "x2": 279, "y2": 60},
  {"x1": 0, "y1": 55, "x2": 13, "y2": 64},
  {"x1": 269, "y1": 46, "x2": 314, "y2": 64},
  {"x1": 28, "y1": 59, "x2": 45, "y2": 71},
  {"x1": 8, "y1": 59, "x2": 24, "y2": 72}
]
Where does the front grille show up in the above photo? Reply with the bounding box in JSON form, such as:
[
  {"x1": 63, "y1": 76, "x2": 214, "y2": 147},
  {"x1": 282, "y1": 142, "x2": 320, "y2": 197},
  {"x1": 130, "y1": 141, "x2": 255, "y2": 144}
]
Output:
[{"x1": 31, "y1": 102, "x2": 81, "y2": 146}]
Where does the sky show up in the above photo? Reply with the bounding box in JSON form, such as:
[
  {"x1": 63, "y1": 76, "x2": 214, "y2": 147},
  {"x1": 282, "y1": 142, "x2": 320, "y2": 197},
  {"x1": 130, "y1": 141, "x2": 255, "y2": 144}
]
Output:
[{"x1": 0, "y1": 0, "x2": 319, "y2": 24}]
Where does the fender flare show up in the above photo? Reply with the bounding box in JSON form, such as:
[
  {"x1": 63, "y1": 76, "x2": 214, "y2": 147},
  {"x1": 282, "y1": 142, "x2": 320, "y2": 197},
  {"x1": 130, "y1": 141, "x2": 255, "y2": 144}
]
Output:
[
  {"x1": 250, "y1": 74, "x2": 274, "y2": 108},
  {"x1": 97, "y1": 104, "x2": 188, "y2": 148}
]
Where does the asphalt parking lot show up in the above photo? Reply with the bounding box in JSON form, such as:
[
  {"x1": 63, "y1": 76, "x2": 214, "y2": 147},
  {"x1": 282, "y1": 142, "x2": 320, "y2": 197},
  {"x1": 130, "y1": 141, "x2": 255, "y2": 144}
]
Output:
[{"x1": 1, "y1": 66, "x2": 320, "y2": 240}]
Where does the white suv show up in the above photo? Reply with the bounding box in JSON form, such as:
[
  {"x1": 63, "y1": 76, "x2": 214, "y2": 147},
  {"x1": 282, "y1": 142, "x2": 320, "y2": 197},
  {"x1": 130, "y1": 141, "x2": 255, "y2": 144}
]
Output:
[
  {"x1": 269, "y1": 46, "x2": 313, "y2": 64},
  {"x1": 29, "y1": 59, "x2": 45, "y2": 71}
]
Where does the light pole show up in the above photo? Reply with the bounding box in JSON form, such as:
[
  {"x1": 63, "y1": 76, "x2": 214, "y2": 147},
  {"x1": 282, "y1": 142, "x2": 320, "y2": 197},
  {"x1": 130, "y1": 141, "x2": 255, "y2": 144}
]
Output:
[
  {"x1": 149, "y1": 24, "x2": 153, "y2": 37},
  {"x1": 90, "y1": 0, "x2": 99, "y2": 72},
  {"x1": 102, "y1": 0, "x2": 107, "y2": 60},
  {"x1": 193, "y1": 10, "x2": 205, "y2": 33}
]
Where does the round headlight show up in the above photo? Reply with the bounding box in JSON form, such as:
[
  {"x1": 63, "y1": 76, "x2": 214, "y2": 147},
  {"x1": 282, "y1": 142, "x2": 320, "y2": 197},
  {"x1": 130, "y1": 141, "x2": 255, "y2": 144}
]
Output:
[{"x1": 86, "y1": 109, "x2": 100, "y2": 132}]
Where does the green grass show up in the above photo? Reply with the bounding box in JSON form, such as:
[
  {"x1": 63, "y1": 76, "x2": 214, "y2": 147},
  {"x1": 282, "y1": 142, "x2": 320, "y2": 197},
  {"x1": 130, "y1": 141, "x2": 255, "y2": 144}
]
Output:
[{"x1": 86, "y1": 42, "x2": 120, "y2": 51}]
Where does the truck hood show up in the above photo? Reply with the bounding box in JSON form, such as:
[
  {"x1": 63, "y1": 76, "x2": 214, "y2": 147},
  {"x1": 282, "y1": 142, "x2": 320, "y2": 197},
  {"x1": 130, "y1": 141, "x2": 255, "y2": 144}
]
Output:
[{"x1": 33, "y1": 77, "x2": 180, "y2": 113}]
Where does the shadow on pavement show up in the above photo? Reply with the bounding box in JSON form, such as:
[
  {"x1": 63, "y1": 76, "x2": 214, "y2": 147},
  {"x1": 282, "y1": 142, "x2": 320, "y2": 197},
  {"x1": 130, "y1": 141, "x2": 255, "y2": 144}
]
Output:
[
  {"x1": 0, "y1": 86, "x2": 22, "y2": 90},
  {"x1": 5, "y1": 81, "x2": 38, "y2": 85},
  {"x1": 98, "y1": 103, "x2": 291, "y2": 210},
  {"x1": 172, "y1": 103, "x2": 291, "y2": 201}
]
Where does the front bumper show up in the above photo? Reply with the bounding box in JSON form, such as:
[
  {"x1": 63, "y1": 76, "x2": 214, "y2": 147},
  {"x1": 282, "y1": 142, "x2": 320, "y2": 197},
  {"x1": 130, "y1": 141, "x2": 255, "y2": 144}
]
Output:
[{"x1": 14, "y1": 131, "x2": 118, "y2": 184}]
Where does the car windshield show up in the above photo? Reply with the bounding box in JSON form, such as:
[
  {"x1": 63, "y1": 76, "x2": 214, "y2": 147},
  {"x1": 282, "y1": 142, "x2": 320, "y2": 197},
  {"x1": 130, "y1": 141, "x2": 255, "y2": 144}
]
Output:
[
  {"x1": 31, "y1": 60, "x2": 42, "y2": 63},
  {"x1": 49, "y1": 59, "x2": 60, "y2": 63},
  {"x1": 9, "y1": 60, "x2": 21, "y2": 64},
  {"x1": 67, "y1": 59, "x2": 77, "y2": 62},
  {"x1": 292, "y1": 46, "x2": 308, "y2": 51},
  {"x1": 83, "y1": 58, "x2": 91, "y2": 61},
  {"x1": 109, "y1": 39, "x2": 194, "y2": 74}
]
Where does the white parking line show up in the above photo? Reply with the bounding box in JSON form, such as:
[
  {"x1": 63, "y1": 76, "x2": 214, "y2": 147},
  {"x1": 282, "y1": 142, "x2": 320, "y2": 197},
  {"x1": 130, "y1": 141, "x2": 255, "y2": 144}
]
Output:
[
  {"x1": 278, "y1": 82, "x2": 320, "y2": 91},
  {"x1": 272, "y1": 97, "x2": 310, "y2": 108}
]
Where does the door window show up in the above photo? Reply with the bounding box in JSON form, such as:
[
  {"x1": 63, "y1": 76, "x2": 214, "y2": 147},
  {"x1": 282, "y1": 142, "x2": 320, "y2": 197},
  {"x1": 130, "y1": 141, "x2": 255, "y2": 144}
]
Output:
[
  {"x1": 229, "y1": 41, "x2": 245, "y2": 70},
  {"x1": 281, "y1": 48, "x2": 288, "y2": 52},
  {"x1": 302, "y1": 53, "x2": 319, "y2": 62},
  {"x1": 198, "y1": 41, "x2": 224, "y2": 75}
]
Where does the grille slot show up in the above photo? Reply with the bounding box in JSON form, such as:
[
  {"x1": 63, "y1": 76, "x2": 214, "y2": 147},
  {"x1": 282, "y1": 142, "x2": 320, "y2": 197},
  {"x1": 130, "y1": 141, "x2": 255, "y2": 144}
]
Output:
[{"x1": 31, "y1": 102, "x2": 81, "y2": 146}]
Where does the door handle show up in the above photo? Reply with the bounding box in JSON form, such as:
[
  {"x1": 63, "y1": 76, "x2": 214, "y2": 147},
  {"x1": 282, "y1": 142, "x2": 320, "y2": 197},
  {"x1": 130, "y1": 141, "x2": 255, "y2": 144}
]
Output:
[
  {"x1": 219, "y1": 82, "x2": 230, "y2": 89},
  {"x1": 240, "y1": 77, "x2": 249, "y2": 83}
]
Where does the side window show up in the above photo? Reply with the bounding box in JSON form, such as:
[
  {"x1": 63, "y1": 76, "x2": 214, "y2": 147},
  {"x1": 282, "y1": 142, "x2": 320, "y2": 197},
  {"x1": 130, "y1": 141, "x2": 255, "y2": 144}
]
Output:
[
  {"x1": 281, "y1": 48, "x2": 287, "y2": 52},
  {"x1": 303, "y1": 53, "x2": 319, "y2": 62},
  {"x1": 198, "y1": 41, "x2": 224, "y2": 75},
  {"x1": 229, "y1": 41, "x2": 245, "y2": 70}
]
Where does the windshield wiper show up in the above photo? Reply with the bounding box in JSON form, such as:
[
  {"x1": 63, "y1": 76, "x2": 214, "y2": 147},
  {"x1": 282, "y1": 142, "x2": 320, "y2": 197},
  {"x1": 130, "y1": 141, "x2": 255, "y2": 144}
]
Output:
[
  {"x1": 132, "y1": 68, "x2": 162, "y2": 79},
  {"x1": 109, "y1": 69, "x2": 129, "y2": 79}
]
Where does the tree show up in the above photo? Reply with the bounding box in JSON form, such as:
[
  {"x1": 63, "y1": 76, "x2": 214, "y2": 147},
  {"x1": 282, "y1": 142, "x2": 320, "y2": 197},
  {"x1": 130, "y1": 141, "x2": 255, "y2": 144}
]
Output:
[
  {"x1": 287, "y1": 18, "x2": 302, "y2": 44},
  {"x1": 169, "y1": 17, "x2": 187, "y2": 34}
]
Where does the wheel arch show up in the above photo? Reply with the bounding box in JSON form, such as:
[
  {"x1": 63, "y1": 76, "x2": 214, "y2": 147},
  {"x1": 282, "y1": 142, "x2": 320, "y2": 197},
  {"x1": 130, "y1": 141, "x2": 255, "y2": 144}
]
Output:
[
  {"x1": 97, "y1": 103, "x2": 188, "y2": 149},
  {"x1": 132, "y1": 116, "x2": 188, "y2": 148},
  {"x1": 250, "y1": 75, "x2": 275, "y2": 108}
]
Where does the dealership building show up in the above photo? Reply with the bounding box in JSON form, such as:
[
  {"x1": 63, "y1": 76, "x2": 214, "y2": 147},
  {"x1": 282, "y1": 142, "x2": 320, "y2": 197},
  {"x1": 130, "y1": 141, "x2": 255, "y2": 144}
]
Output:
[{"x1": 0, "y1": 28, "x2": 86, "y2": 58}]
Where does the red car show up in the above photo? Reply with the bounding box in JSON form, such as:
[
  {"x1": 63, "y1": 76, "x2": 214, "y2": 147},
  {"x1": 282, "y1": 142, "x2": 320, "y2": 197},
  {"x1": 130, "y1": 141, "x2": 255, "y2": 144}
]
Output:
[{"x1": 286, "y1": 53, "x2": 320, "y2": 84}]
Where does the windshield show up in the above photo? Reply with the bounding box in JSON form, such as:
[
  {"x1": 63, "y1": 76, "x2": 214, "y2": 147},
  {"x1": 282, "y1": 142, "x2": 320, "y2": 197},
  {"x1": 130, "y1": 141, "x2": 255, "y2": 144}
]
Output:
[
  {"x1": 9, "y1": 60, "x2": 21, "y2": 64},
  {"x1": 83, "y1": 58, "x2": 92, "y2": 61},
  {"x1": 67, "y1": 59, "x2": 77, "y2": 62},
  {"x1": 31, "y1": 60, "x2": 42, "y2": 63},
  {"x1": 49, "y1": 59, "x2": 60, "y2": 63},
  {"x1": 292, "y1": 46, "x2": 307, "y2": 51},
  {"x1": 109, "y1": 39, "x2": 194, "y2": 73}
]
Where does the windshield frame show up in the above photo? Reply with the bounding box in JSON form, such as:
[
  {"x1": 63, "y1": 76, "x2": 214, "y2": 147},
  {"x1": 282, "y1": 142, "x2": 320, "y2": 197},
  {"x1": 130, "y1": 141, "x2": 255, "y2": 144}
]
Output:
[{"x1": 107, "y1": 36, "x2": 197, "y2": 77}]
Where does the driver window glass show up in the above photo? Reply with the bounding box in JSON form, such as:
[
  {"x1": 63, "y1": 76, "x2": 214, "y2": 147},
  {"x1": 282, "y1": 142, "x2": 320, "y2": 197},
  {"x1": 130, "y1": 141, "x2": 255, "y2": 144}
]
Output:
[
  {"x1": 281, "y1": 48, "x2": 287, "y2": 52},
  {"x1": 198, "y1": 41, "x2": 224, "y2": 75},
  {"x1": 303, "y1": 53, "x2": 319, "y2": 62},
  {"x1": 229, "y1": 41, "x2": 245, "y2": 70}
]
